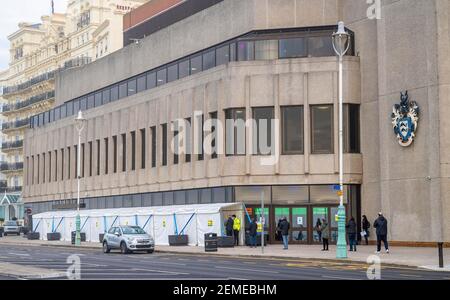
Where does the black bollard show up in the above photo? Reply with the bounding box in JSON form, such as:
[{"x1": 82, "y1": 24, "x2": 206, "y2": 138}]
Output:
[{"x1": 438, "y1": 242, "x2": 444, "y2": 268}]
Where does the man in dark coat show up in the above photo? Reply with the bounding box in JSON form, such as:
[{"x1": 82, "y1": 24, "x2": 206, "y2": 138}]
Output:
[
  {"x1": 248, "y1": 217, "x2": 258, "y2": 248},
  {"x1": 278, "y1": 217, "x2": 290, "y2": 250},
  {"x1": 346, "y1": 217, "x2": 357, "y2": 251},
  {"x1": 373, "y1": 212, "x2": 389, "y2": 253},
  {"x1": 225, "y1": 216, "x2": 234, "y2": 237}
]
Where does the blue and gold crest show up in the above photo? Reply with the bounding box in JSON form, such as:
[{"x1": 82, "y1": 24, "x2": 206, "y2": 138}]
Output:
[{"x1": 391, "y1": 91, "x2": 419, "y2": 147}]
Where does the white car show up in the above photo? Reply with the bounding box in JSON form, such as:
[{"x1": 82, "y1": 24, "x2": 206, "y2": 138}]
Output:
[
  {"x1": 2, "y1": 221, "x2": 21, "y2": 236},
  {"x1": 102, "y1": 226, "x2": 155, "y2": 254}
]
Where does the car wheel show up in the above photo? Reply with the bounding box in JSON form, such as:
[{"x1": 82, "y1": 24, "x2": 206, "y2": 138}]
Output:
[
  {"x1": 147, "y1": 249, "x2": 154, "y2": 254},
  {"x1": 120, "y1": 242, "x2": 129, "y2": 254},
  {"x1": 103, "y1": 242, "x2": 111, "y2": 253}
]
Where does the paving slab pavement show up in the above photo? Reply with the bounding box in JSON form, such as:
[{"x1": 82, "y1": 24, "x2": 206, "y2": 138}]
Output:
[
  {"x1": 0, "y1": 262, "x2": 67, "y2": 279},
  {"x1": 1, "y1": 235, "x2": 449, "y2": 271}
]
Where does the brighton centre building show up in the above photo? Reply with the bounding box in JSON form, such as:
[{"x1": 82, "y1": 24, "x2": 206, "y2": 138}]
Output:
[{"x1": 21, "y1": 0, "x2": 450, "y2": 246}]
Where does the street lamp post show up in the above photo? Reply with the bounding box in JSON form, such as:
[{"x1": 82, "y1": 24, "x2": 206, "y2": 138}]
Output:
[
  {"x1": 75, "y1": 110, "x2": 86, "y2": 246},
  {"x1": 332, "y1": 21, "x2": 351, "y2": 259}
]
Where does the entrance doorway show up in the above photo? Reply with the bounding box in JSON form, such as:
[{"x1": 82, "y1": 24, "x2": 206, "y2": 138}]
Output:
[{"x1": 245, "y1": 204, "x2": 346, "y2": 245}]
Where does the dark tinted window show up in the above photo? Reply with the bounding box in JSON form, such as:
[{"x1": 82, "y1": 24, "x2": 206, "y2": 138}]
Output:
[
  {"x1": 216, "y1": 44, "x2": 230, "y2": 66},
  {"x1": 80, "y1": 97, "x2": 87, "y2": 110},
  {"x1": 87, "y1": 94, "x2": 95, "y2": 109},
  {"x1": 55, "y1": 107, "x2": 61, "y2": 121},
  {"x1": 128, "y1": 78, "x2": 137, "y2": 95},
  {"x1": 157, "y1": 68, "x2": 167, "y2": 86},
  {"x1": 167, "y1": 64, "x2": 178, "y2": 83},
  {"x1": 190, "y1": 55, "x2": 202, "y2": 75},
  {"x1": 230, "y1": 43, "x2": 237, "y2": 61},
  {"x1": 344, "y1": 104, "x2": 360, "y2": 153},
  {"x1": 137, "y1": 75, "x2": 146, "y2": 93},
  {"x1": 279, "y1": 38, "x2": 307, "y2": 58},
  {"x1": 66, "y1": 101, "x2": 74, "y2": 116},
  {"x1": 253, "y1": 107, "x2": 274, "y2": 155},
  {"x1": 225, "y1": 108, "x2": 246, "y2": 155},
  {"x1": 73, "y1": 98, "x2": 80, "y2": 113},
  {"x1": 282, "y1": 106, "x2": 304, "y2": 154},
  {"x1": 119, "y1": 82, "x2": 127, "y2": 98},
  {"x1": 178, "y1": 60, "x2": 190, "y2": 79},
  {"x1": 60, "y1": 104, "x2": 66, "y2": 118},
  {"x1": 238, "y1": 41, "x2": 254, "y2": 61},
  {"x1": 146, "y1": 72, "x2": 156, "y2": 89},
  {"x1": 151, "y1": 126, "x2": 156, "y2": 168},
  {"x1": 210, "y1": 112, "x2": 218, "y2": 159},
  {"x1": 94, "y1": 92, "x2": 102, "y2": 107},
  {"x1": 49, "y1": 109, "x2": 54, "y2": 122},
  {"x1": 161, "y1": 124, "x2": 167, "y2": 166},
  {"x1": 308, "y1": 36, "x2": 334, "y2": 57},
  {"x1": 203, "y1": 50, "x2": 215, "y2": 70},
  {"x1": 102, "y1": 88, "x2": 110, "y2": 104},
  {"x1": 311, "y1": 105, "x2": 333, "y2": 154},
  {"x1": 111, "y1": 85, "x2": 119, "y2": 101}
]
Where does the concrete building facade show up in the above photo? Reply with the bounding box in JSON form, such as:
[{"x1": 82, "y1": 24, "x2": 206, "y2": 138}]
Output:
[{"x1": 22, "y1": 0, "x2": 450, "y2": 245}]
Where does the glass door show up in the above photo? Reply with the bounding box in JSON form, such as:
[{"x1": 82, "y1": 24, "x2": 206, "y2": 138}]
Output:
[
  {"x1": 274, "y1": 207, "x2": 290, "y2": 243},
  {"x1": 254, "y1": 207, "x2": 269, "y2": 244},
  {"x1": 291, "y1": 207, "x2": 308, "y2": 244},
  {"x1": 312, "y1": 207, "x2": 329, "y2": 243}
]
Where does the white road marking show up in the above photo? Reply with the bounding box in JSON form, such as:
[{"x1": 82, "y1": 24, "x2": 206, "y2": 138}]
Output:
[
  {"x1": 321, "y1": 275, "x2": 363, "y2": 280},
  {"x1": 142, "y1": 261, "x2": 186, "y2": 266},
  {"x1": 8, "y1": 253, "x2": 30, "y2": 256},
  {"x1": 131, "y1": 268, "x2": 189, "y2": 275},
  {"x1": 400, "y1": 274, "x2": 422, "y2": 278},
  {"x1": 215, "y1": 266, "x2": 279, "y2": 274}
]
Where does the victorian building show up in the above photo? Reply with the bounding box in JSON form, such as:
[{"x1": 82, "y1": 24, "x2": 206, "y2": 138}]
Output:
[
  {"x1": 22, "y1": 0, "x2": 450, "y2": 245},
  {"x1": 0, "y1": 0, "x2": 148, "y2": 202}
]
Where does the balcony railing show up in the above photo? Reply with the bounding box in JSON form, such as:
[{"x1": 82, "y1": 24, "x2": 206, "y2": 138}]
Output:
[
  {"x1": 1, "y1": 118, "x2": 30, "y2": 131},
  {"x1": 0, "y1": 162, "x2": 24, "y2": 172},
  {"x1": 1, "y1": 91, "x2": 55, "y2": 114},
  {"x1": 61, "y1": 57, "x2": 92, "y2": 71},
  {"x1": 2, "y1": 71, "x2": 55, "y2": 96},
  {"x1": 1, "y1": 140, "x2": 24, "y2": 151},
  {"x1": 0, "y1": 186, "x2": 22, "y2": 193}
]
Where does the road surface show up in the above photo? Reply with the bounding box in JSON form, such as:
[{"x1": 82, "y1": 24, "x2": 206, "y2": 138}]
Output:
[{"x1": 0, "y1": 244, "x2": 448, "y2": 280}]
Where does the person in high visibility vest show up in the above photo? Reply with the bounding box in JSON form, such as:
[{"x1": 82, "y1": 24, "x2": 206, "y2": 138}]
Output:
[{"x1": 232, "y1": 215, "x2": 241, "y2": 246}]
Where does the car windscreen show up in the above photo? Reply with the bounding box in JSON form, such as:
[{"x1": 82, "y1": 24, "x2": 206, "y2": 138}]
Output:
[
  {"x1": 121, "y1": 226, "x2": 146, "y2": 234},
  {"x1": 4, "y1": 221, "x2": 17, "y2": 226}
]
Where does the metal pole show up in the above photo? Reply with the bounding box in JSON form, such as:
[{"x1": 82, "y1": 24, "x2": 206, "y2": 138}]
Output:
[
  {"x1": 336, "y1": 53, "x2": 348, "y2": 259},
  {"x1": 261, "y1": 189, "x2": 264, "y2": 254},
  {"x1": 75, "y1": 128, "x2": 81, "y2": 246}
]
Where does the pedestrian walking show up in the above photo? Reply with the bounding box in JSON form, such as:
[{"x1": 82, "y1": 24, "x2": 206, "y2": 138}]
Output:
[
  {"x1": 278, "y1": 217, "x2": 290, "y2": 250},
  {"x1": 248, "y1": 217, "x2": 258, "y2": 248},
  {"x1": 315, "y1": 218, "x2": 322, "y2": 242},
  {"x1": 321, "y1": 218, "x2": 329, "y2": 251},
  {"x1": 225, "y1": 215, "x2": 234, "y2": 237},
  {"x1": 373, "y1": 212, "x2": 389, "y2": 254},
  {"x1": 232, "y1": 215, "x2": 241, "y2": 246},
  {"x1": 346, "y1": 217, "x2": 357, "y2": 251},
  {"x1": 361, "y1": 215, "x2": 371, "y2": 245},
  {"x1": 275, "y1": 219, "x2": 282, "y2": 241}
]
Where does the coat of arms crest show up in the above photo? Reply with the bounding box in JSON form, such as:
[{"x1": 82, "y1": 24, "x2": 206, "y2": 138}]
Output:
[{"x1": 391, "y1": 91, "x2": 419, "y2": 147}]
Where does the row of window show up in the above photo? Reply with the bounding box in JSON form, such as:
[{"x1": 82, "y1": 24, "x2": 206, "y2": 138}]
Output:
[
  {"x1": 26, "y1": 104, "x2": 360, "y2": 186},
  {"x1": 30, "y1": 26, "x2": 354, "y2": 129}
]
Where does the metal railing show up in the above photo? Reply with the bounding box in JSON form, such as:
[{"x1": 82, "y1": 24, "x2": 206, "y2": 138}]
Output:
[
  {"x1": 1, "y1": 91, "x2": 55, "y2": 113},
  {"x1": 2, "y1": 71, "x2": 55, "y2": 96},
  {"x1": 1, "y1": 118, "x2": 30, "y2": 131},
  {"x1": 0, "y1": 186, "x2": 22, "y2": 193},
  {"x1": 2, "y1": 57, "x2": 92, "y2": 96},
  {"x1": 1, "y1": 140, "x2": 24, "y2": 151},
  {"x1": 0, "y1": 162, "x2": 24, "y2": 172}
]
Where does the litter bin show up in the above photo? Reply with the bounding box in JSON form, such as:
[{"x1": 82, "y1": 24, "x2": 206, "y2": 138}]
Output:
[
  {"x1": 204, "y1": 233, "x2": 218, "y2": 252},
  {"x1": 71, "y1": 231, "x2": 86, "y2": 244}
]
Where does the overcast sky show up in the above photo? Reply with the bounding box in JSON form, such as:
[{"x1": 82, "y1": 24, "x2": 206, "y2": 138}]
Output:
[{"x1": 0, "y1": 0, "x2": 68, "y2": 71}]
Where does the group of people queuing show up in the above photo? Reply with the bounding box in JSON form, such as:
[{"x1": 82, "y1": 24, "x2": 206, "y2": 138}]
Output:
[
  {"x1": 312, "y1": 212, "x2": 390, "y2": 253},
  {"x1": 232, "y1": 212, "x2": 390, "y2": 254}
]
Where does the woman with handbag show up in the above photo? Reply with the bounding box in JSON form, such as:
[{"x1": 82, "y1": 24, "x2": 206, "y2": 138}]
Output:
[{"x1": 362, "y1": 215, "x2": 370, "y2": 245}]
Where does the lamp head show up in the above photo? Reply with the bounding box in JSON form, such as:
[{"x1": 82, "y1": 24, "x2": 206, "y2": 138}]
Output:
[
  {"x1": 332, "y1": 21, "x2": 351, "y2": 57},
  {"x1": 75, "y1": 110, "x2": 86, "y2": 131}
]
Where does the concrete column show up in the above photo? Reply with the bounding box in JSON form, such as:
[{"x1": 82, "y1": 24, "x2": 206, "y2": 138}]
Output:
[{"x1": 304, "y1": 73, "x2": 310, "y2": 174}]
